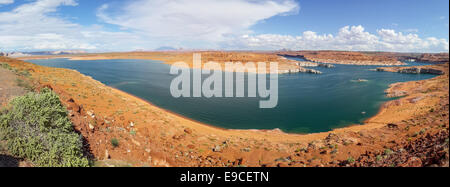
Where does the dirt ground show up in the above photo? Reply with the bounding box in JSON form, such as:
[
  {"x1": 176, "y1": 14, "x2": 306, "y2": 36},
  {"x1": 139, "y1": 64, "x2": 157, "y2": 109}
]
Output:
[
  {"x1": 0, "y1": 67, "x2": 33, "y2": 167},
  {"x1": 0, "y1": 68, "x2": 27, "y2": 106}
]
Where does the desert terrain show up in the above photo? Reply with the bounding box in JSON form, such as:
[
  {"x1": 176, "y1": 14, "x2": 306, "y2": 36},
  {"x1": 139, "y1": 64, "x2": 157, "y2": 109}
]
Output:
[
  {"x1": 277, "y1": 51, "x2": 406, "y2": 66},
  {"x1": 20, "y1": 52, "x2": 305, "y2": 74},
  {"x1": 2, "y1": 51, "x2": 449, "y2": 167},
  {"x1": 19, "y1": 51, "x2": 407, "y2": 74}
]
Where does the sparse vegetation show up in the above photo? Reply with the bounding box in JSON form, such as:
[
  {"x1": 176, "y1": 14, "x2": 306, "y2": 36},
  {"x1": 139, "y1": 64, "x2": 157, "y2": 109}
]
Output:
[
  {"x1": 1, "y1": 63, "x2": 12, "y2": 70},
  {"x1": 15, "y1": 78, "x2": 34, "y2": 91},
  {"x1": 347, "y1": 157, "x2": 355, "y2": 163},
  {"x1": 1, "y1": 63, "x2": 34, "y2": 91},
  {"x1": 376, "y1": 155, "x2": 383, "y2": 161},
  {"x1": 384, "y1": 149, "x2": 394, "y2": 155},
  {"x1": 0, "y1": 88, "x2": 90, "y2": 167},
  {"x1": 1, "y1": 63, "x2": 31, "y2": 77},
  {"x1": 111, "y1": 138, "x2": 119, "y2": 148},
  {"x1": 18, "y1": 70, "x2": 31, "y2": 77}
]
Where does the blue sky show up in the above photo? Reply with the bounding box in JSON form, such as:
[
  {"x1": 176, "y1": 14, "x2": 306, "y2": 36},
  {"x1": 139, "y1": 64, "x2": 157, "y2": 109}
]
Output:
[
  {"x1": 252, "y1": 0, "x2": 449, "y2": 39},
  {"x1": 0, "y1": 0, "x2": 448, "y2": 52}
]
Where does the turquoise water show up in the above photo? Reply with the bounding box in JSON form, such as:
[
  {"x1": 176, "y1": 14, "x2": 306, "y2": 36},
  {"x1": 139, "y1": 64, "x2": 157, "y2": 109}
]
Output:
[{"x1": 29, "y1": 58, "x2": 436, "y2": 133}]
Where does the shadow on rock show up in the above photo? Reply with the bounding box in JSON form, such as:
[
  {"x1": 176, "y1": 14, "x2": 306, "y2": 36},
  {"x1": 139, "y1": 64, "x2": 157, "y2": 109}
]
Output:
[{"x1": 0, "y1": 154, "x2": 20, "y2": 167}]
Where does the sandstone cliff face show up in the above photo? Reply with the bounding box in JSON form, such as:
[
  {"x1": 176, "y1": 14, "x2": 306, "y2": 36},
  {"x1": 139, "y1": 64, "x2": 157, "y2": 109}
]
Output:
[
  {"x1": 397, "y1": 68, "x2": 444, "y2": 75},
  {"x1": 417, "y1": 53, "x2": 449, "y2": 63},
  {"x1": 201, "y1": 52, "x2": 284, "y2": 63},
  {"x1": 278, "y1": 51, "x2": 405, "y2": 66},
  {"x1": 377, "y1": 63, "x2": 448, "y2": 75}
]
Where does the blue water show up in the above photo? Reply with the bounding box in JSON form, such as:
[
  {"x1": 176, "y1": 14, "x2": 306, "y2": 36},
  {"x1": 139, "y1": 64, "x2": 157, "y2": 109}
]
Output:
[{"x1": 28, "y1": 58, "x2": 436, "y2": 133}]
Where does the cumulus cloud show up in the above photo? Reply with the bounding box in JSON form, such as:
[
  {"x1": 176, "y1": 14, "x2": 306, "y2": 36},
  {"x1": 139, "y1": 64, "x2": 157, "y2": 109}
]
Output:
[
  {"x1": 0, "y1": 0, "x2": 448, "y2": 53},
  {"x1": 231, "y1": 25, "x2": 449, "y2": 52},
  {"x1": 97, "y1": 0, "x2": 299, "y2": 44},
  {"x1": 0, "y1": 0, "x2": 98, "y2": 50},
  {"x1": 1, "y1": 0, "x2": 299, "y2": 51}
]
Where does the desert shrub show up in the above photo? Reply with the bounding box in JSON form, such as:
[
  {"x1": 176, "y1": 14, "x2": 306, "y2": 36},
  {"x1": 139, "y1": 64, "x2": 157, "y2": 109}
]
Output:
[
  {"x1": 1, "y1": 63, "x2": 11, "y2": 69},
  {"x1": 0, "y1": 88, "x2": 90, "y2": 167},
  {"x1": 18, "y1": 70, "x2": 31, "y2": 77},
  {"x1": 0, "y1": 63, "x2": 17, "y2": 72},
  {"x1": 15, "y1": 78, "x2": 34, "y2": 91},
  {"x1": 384, "y1": 149, "x2": 394, "y2": 155},
  {"x1": 347, "y1": 157, "x2": 355, "y2": 163},
  {"x1": 111, "y1": 138, "x2": 119, "y2": 148}
]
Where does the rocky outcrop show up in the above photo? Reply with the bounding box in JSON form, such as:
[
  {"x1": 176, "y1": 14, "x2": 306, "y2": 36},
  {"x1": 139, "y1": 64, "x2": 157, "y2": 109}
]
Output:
[
  {"x1": 281, "y1": 60, "x2": 324, "y2": 74},
  {"x1": 298, "y1": 67, "x2": 322, "y2": 74},
  {"x1": 377, "y1": 67, "x2": 445, "y2": 75},
  {"x1": 279, "y1": 67, "x2": 322, "y2": 74},
  {"x1": 318, "y1": 63, "x2": 335, "y2": 68},
  {"x1": 290, "y1": 61, "x2": 318, "y2": 67},
  {"x1": 278, "y1": 51, "x2": 405, "y2": 66},
  {"x1": 398, "y1": 68, "x2": 444, "y2": 75},
  {"x1": 202, "y1": 52, "x2": 285, "y2": 64},
  {"x1": 340, "y1": 128, "x2": 449, "y2": 167},
  {"x1": 417, "y1": 53, "x2": 449, "y2": 63}
]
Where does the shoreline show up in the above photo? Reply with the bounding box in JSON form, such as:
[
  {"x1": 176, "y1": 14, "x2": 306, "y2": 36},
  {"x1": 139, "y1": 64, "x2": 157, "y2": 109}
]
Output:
[
  {"x1": 98, "y1": 79, "x2": 308, "y2": 136},
  {"x1": 22, "y1": 56, "x2": 441, "y2": 136},
  {"x1": 4, "y1": 55, "x2": 448, "y2": 167},
  {"x1": 21, "y1": 55, "x2": 311, "y2": 75},
  {"x1": 18, "y1": 52, "x2": 406, "y2": 75},
  {"x1": 107, "y1": 84, "x2": 231, "y2": 132},
  {"x1": 110, "y1": 82, "x2": 399, "y2": 135}
]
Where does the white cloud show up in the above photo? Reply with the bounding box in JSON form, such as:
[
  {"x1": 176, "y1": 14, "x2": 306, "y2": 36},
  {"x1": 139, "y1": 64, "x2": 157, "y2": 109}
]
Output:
[
  {"x1": 0, "y1": 0, "x2": 14, "y2": 5},
  {"x1": 0, "y1": 0, "x2": 448, "y2": 53},
  {"x1": 0, "y1": 0, "x2": 98, "y2": 50},
  {"x1": 1, "y1": 0, "x2": 299, "y2": 51},
  {"x1": 0, "y1": 0, "x2": 156, "y2": 51},
  {"x1": 97, "y1": 0, "x2": 299, "y2": 44},
  {"x1": 231, "y1": 25, "x2": 449, "y2": 52}
]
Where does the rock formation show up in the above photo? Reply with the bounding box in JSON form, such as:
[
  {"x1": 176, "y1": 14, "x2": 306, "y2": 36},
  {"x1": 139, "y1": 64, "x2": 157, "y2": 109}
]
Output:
[
  {"x1": 278, "y1": 67, "x2": 322, "y2": 74},
  {"x1": 417, "y1": 53, "x2": 449, "y2": 63},
  {"x1": 290, "y1": 61, "x2": 318, "y2": 67},
  {"x1": 377, "y1": 66, "x2": 446, "y2": 75},
  {"x1": 278, "y1": 51, "x2": 405, "y2": 66},
  {"x1": 318, "y1": 63, "x2": 335, "y2": 68}
]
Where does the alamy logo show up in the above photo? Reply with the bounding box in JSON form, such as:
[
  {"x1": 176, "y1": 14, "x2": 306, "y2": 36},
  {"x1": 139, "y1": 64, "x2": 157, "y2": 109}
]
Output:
[{"x1": 169, "y1": 53, "x2": 279, "y2": 108}]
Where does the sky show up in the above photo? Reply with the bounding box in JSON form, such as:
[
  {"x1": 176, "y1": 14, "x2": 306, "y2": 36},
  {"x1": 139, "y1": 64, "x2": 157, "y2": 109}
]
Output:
[{"x1": 0, "y1": 0, "x2": 448, "y2": 52}]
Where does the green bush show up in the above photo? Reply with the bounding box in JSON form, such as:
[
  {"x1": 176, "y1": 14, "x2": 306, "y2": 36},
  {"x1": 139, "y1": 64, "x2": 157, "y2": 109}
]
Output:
[
  {"x1": 111, "y1": 138, "x2": 119, "y2": 148},
  {"x1": 347, "y1": 157, "x2": 355, "y2": 163},
  {"x1": 0, "y1": 88, "x2": 90, "y2": 167}
]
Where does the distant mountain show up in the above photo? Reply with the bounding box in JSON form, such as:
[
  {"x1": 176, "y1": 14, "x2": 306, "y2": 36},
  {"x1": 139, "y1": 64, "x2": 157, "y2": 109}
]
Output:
[
  {"x1": 0, "y1": 50, "x2": 87, "y2": 57},
  {"x1": 0, "y1": 52, "x2": 31, "y2": 57},
  {"x1": 26, "y1": 50, "x2": 87, "y2": 55},
  {"x1": 154, "y1": 46, "x2": 179, "y2": 51}
]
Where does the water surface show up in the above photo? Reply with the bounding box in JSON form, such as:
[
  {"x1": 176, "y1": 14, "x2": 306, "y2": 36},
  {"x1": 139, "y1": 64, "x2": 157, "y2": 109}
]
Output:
[{"x1": 29, "y1": 58, "x2": 436, "y2": 133}]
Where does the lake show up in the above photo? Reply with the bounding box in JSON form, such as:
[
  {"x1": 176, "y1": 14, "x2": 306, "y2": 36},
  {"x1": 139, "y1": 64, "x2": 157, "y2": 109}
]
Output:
[{"x1": 29, "y1": 57, "x2": 436, "y2": 133}]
